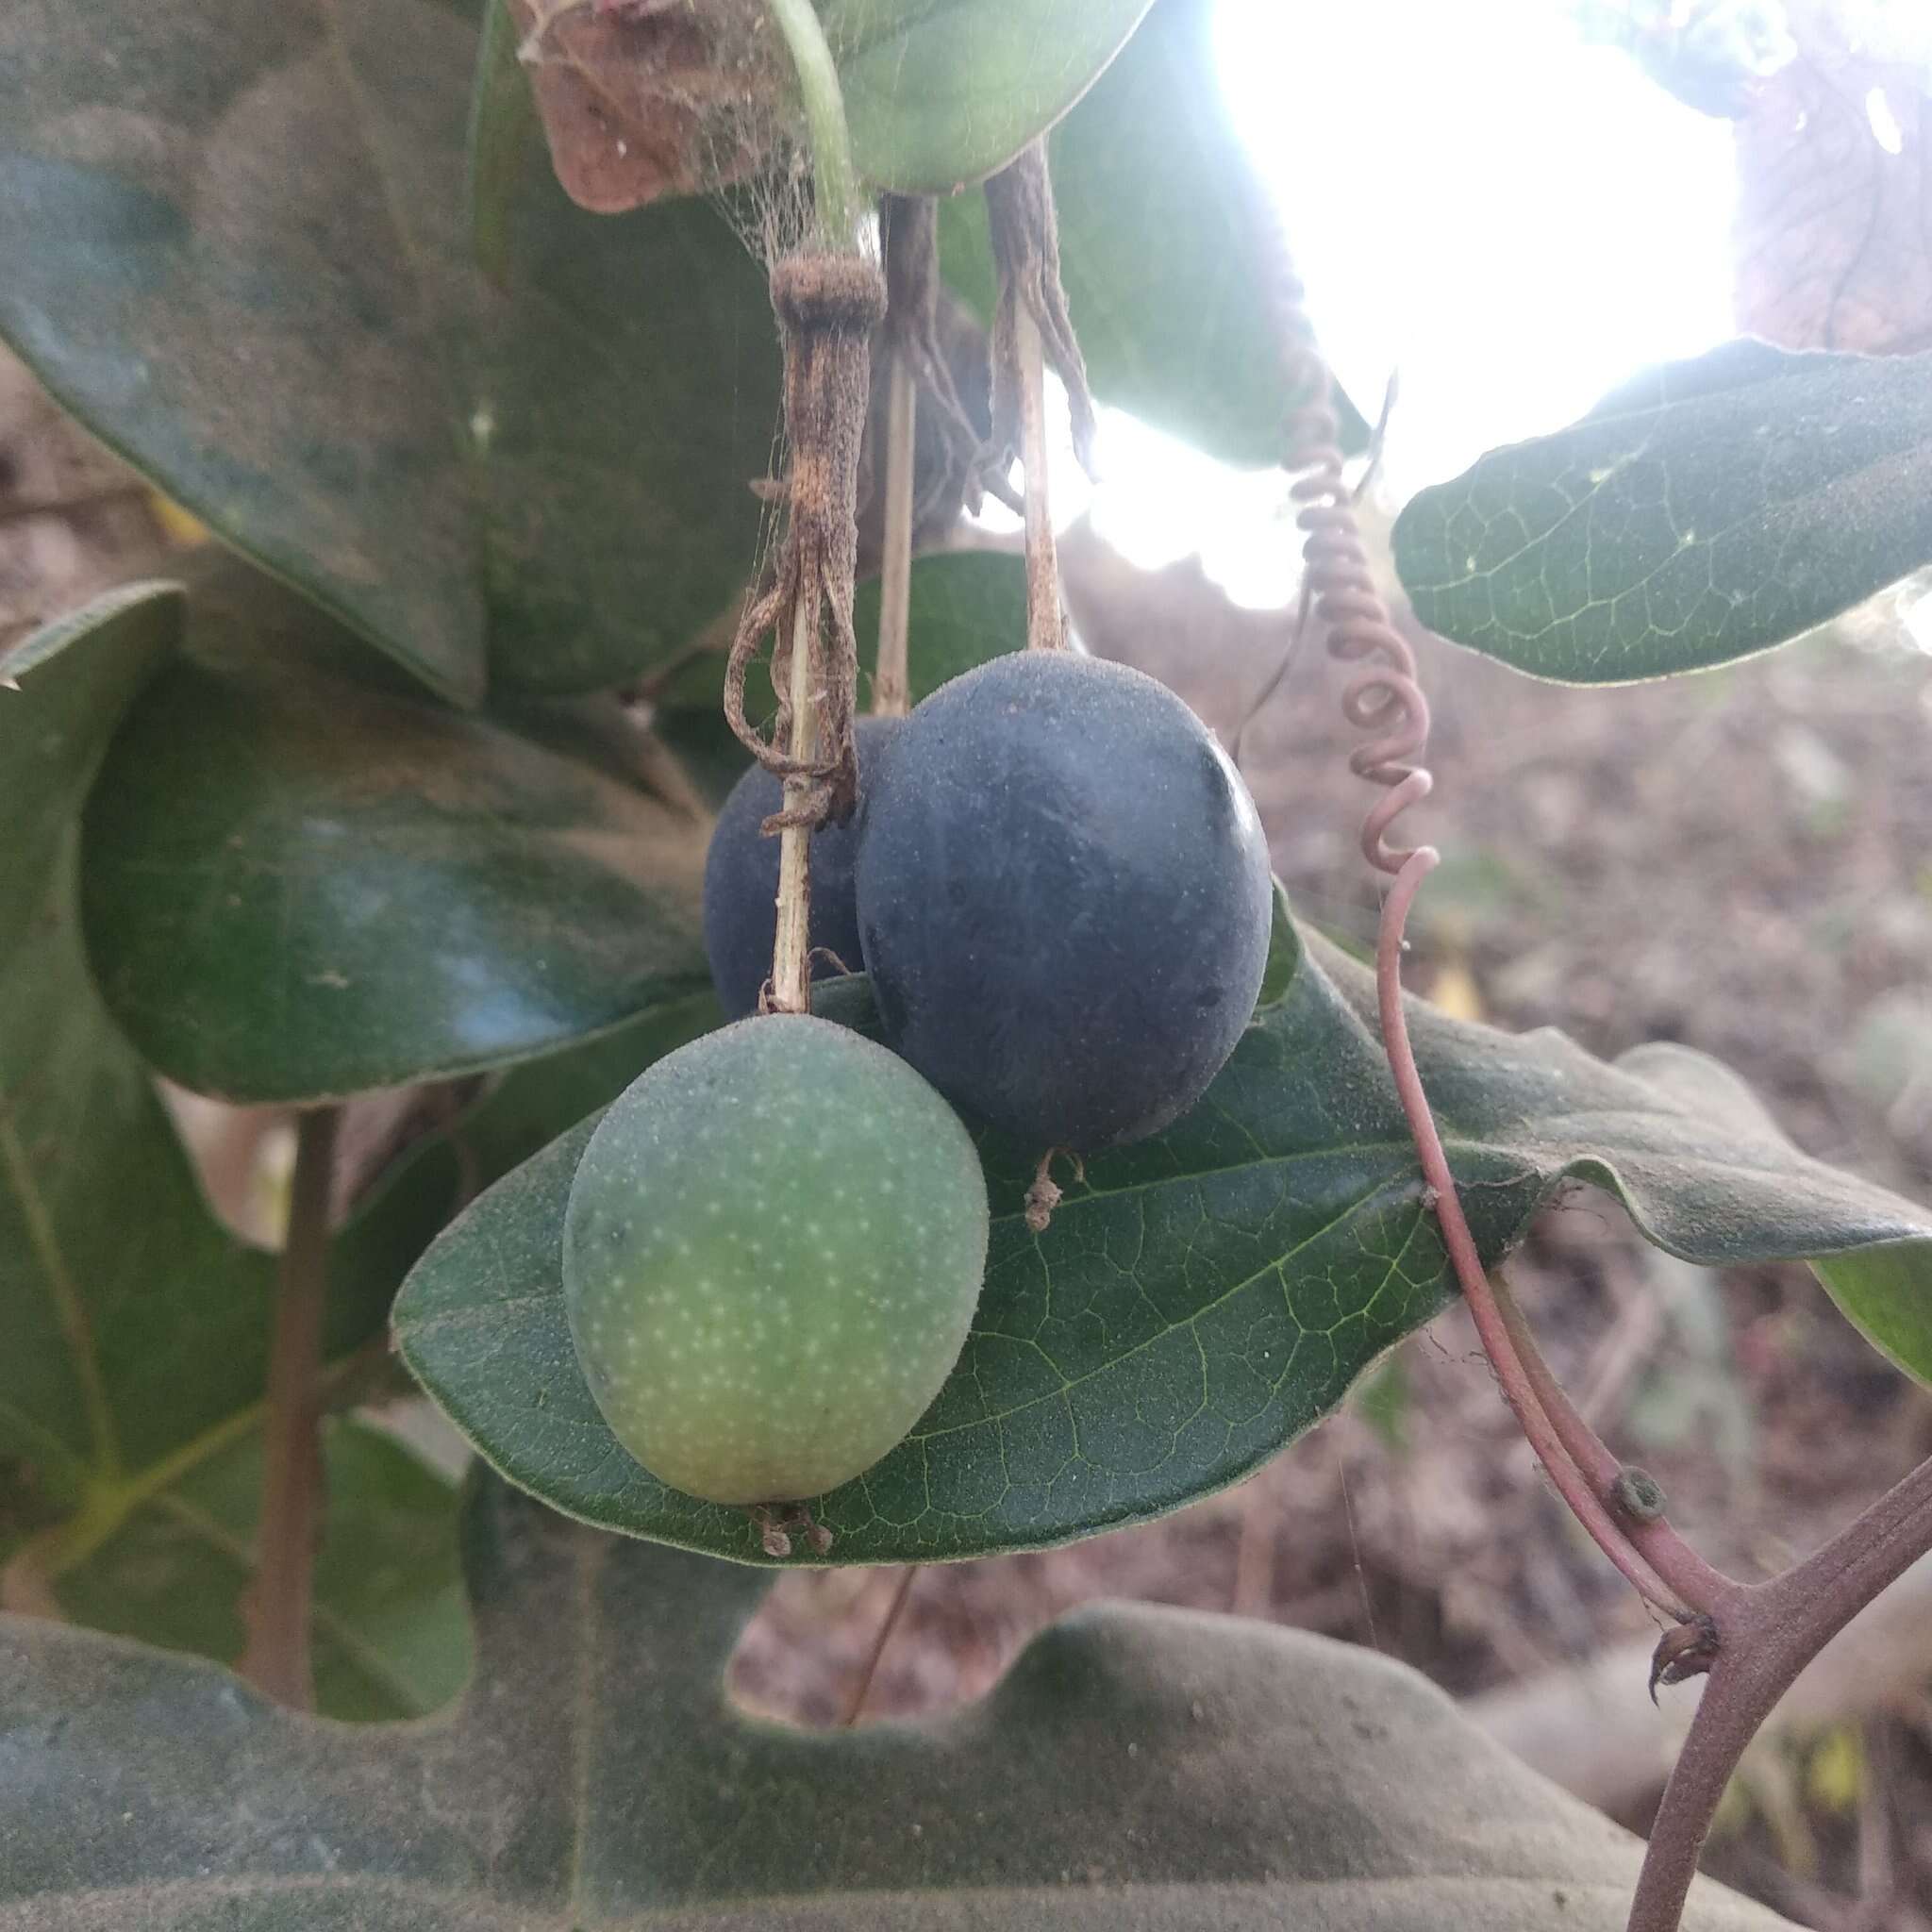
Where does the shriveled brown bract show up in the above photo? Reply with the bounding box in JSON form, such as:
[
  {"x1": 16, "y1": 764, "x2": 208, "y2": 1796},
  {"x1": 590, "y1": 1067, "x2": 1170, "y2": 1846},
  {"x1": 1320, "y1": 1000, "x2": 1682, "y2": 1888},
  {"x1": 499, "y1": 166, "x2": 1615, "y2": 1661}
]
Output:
[{"x1": 510, "y1": 0, "x2": 779, "y2": 212}]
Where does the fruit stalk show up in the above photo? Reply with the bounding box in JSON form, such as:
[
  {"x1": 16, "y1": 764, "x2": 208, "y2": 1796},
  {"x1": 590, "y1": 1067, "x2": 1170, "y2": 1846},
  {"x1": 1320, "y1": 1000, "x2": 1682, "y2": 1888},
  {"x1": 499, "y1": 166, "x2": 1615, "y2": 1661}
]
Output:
[
  {"x1": 239, "y1": 1103, "x2": 338, "y2": 1709},
  {"x1": 1015, "y1": 302, "x2": 1064, "y2": 653},
  {"x1": 764, "y1": 0, "x2": 865, "y2": 253},
  {"x1": 772, "y1": 587, "x2": 819, "y2": 1012},
  {"x1": 1490, "y1": 1275, "x2": 1733, "y2": 1614},
  {"x1": 872, "y1": 344, "x2": 916, "y2": 717}
]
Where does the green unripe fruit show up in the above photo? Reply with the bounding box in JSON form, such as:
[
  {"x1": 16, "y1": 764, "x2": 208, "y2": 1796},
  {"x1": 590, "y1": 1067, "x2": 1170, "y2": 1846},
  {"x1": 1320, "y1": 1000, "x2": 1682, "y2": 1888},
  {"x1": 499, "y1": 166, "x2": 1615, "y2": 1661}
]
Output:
[{"x1": 562, "y1": 1014, "x2": 990, "y2": 1506}]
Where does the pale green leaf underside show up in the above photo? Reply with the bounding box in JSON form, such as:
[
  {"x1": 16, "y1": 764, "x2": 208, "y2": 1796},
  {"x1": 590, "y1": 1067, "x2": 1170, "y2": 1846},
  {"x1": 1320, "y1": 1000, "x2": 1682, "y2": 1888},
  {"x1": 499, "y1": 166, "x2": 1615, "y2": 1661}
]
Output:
[
  {"x1": 824, "y1": 0, "x2": 1156, "y2": 192},
  {"x1": 394, "y1": 917, "x2": 1932, "y2": 1565},
  {"x1": 1392, "y1": 340, "x2": 1932, "y2": 683},
  {"x1": 0, "y1": 1476, "x2": 1790, "y2": 1930}
]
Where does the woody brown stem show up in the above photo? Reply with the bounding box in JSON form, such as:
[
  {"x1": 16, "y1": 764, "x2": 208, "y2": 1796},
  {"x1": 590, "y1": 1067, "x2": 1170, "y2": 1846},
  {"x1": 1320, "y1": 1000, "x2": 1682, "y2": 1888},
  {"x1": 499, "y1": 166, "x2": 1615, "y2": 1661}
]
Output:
[
  {"x1": 239, "y1": 1105, "x2": 338, "y2": 1709},
  {"x1": 754, "y1": 0, "x2": 879, "y2": 1015}
]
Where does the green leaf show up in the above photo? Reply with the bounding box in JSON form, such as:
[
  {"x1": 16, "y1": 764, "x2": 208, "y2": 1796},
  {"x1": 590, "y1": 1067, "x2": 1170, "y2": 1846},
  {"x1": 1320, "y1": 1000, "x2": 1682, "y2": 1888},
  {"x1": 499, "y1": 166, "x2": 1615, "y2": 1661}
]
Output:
[
  {"x1": 54, "y1": 1419, "x2": 473, "y2": 1723},
  {"x1": 474, "y1": 168, "x2": 780, "y2": 695},
  {"x1": 1613, "y1": 1040, "x2": 1932, "y2": 1389},
  {"x1": 0, "y1": 1474, "x2": 1791, "y2": 1930},
  {"x1": 1391, "y1": 341, "x2": 1932, "y2": 683},
  {"x1": 78, "y1": 557, "x2": 709, "y2": 1103},
  {"x1": 0, "y1": 583, "x2": 181, "y2": 941},
  {"x1": 938, "y1": 0, "x2": 1367, "y2": 467},
  {"x1": 393, "y1": 911, "x2": 1932, "y2": 1564},
  {"x1": 0, "y1": 0, "x2": 782, "y2": 702},
  {"x1": 1813, "y1": 1245, "x2": 1932, "y2": 1391},
  {"x1": 823, "y1": 0, "x2": 1156, "y2": 193},
  {"x1": 0, "y1": 587, "x2": 460, "y2": 1680},
  {"x1": 655, "y1": 548, "x2": 1026, "y2": 716},
  {"x1": 645, "y1": 706, "x2": 758, "y2": 813}
]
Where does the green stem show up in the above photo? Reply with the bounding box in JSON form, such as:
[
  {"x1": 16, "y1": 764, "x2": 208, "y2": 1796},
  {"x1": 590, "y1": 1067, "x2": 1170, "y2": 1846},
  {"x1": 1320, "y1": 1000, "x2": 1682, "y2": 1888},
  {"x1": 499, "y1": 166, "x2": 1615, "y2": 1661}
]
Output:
[
  {"x1": 773, "y1": 585, "x2": 820, "y2": 1013},
  {"x1": 764, "y1": 0, "x2": 867, "y2": 251}
]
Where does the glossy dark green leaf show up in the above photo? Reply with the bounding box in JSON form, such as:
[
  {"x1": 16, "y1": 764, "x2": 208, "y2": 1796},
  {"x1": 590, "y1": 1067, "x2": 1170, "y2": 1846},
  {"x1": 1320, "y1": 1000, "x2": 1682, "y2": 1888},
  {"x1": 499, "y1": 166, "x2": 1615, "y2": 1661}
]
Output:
[
  {"x1": 55, "y1": 1419, "x2": 473, "y2": 1723},
  {"x1": 1391, "y1": 341, "x2": 1932, "y2": 683},
  {"x1": 823, "y1": 0, "x2": 1155, "y2": 192},
  {"x1": 0, "y1": 1474, "x2": 1790, "y2": 1930},
  {"x1": 654, "y1": 547, "x2": 1026, "y2": 717},
  {"x1": 0, "y1": 0, "x2": 782, "y2": 701},
  {"x1": 938, "y1": 0, "x2": 1366, "y2": 466},
  {"x1": 0, "y1": 587, "x2": 461, "y2": 1685},
  {"x1": 394, "y1": 909, "x2": 1932, "y2": 1564},
  {"x1": 79, "y1": 558, "x2": 709, "y2": 1103}
]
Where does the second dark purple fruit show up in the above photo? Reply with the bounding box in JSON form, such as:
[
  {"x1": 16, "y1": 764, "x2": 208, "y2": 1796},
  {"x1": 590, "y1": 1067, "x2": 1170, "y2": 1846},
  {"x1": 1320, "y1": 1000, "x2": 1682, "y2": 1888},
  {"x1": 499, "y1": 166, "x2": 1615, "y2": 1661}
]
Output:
[
  {"x1": 702, "y1": 714, "x2": 903, "y2": 1020},
  {"x1": 855, "y1": 652, "x2": 1274, "y2": 1151}
]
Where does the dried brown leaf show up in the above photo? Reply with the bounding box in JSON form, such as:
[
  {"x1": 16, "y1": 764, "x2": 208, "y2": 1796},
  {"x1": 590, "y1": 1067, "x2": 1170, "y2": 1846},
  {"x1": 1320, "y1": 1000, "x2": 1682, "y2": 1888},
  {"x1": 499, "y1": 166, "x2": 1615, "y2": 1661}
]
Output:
[{"x1": 508, "y1": 0, "x2": 774, "y2": 212}]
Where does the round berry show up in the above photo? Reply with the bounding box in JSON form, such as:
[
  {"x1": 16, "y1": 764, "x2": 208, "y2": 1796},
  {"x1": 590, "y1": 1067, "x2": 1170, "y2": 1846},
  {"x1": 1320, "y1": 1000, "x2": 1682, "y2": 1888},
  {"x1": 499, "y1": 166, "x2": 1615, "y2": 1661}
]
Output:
[
  {"x1": 701, "y1": 714, "x2": 903, "y2": 1019},
  {"x1": 562, "y1": 1013, "x2": 988, "y2": 1506},
  {"x1": 855, "y1": 652, "x2": 1272, "y2": 1150}
]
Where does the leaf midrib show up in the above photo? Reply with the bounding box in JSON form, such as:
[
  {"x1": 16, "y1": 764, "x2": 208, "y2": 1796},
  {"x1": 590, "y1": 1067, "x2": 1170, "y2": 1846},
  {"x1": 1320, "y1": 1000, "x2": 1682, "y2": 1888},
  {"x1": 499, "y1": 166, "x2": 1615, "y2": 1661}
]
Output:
[{"x1": 0, "y1": 1108, "x2": 121, "y2": 1479}]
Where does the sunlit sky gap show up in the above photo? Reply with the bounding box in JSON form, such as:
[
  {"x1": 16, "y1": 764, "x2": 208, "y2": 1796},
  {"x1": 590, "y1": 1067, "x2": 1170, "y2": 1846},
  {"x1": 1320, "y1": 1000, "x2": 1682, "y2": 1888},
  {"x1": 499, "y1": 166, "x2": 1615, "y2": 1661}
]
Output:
[{"x1": 991, "y1": 0, "x2": 1746, "y2": 609}]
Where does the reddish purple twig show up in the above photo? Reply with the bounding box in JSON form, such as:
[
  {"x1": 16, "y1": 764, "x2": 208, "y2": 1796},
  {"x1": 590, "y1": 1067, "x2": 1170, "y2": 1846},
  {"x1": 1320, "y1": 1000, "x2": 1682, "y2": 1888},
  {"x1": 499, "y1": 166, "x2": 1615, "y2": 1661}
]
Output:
[
  {"x1": 1261, "y1": 207, "x2": 1932, "y2": 1932},
  {"x1": 1263, "y1": 227, "x2": 1685, "y2": 1617}
]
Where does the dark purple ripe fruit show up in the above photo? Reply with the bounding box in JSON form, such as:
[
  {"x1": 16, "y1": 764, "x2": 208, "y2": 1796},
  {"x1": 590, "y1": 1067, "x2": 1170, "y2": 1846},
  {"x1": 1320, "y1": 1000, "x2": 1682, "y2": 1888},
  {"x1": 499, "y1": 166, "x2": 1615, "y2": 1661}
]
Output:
[
  {"x1": 855, "y1": 652, "x2": 1273, "y2": 1151},
  {"x1": 701, "y1": 714, "x2": 903, "y2": 1020}
]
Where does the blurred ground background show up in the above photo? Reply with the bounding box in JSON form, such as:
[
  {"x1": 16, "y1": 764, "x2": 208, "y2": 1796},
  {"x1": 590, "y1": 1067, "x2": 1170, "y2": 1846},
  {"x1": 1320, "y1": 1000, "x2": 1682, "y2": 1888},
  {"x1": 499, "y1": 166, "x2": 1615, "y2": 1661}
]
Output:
[{"x1": 8, "y1": 3, "x2": 1932, "y2": 1919}]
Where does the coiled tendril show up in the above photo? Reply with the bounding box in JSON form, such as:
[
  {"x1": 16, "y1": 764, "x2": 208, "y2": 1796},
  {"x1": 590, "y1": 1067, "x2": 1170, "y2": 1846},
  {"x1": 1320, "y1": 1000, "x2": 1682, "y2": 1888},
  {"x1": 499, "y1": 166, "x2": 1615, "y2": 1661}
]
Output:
[
  {"x1": 1253, "y1": 208, "x2": 1738, "y2": 1648},
  {"x1": 1266, "y1": 238, "x2": 1432, "y2": 878}
]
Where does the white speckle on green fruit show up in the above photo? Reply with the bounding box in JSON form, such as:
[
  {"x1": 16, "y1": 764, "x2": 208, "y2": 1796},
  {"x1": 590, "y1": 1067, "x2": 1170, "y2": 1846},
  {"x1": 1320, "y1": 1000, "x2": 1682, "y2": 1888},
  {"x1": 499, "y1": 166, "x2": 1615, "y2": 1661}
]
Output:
[{"x1": 561, "y1": 1014, "x2": 990, "y2": 1507}]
